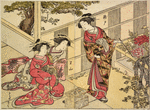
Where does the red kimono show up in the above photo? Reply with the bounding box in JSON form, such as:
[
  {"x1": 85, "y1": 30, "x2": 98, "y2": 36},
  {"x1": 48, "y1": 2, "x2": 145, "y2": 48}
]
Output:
[
  {"x1": 14, "y1": 54, "x2": 64, "y2": 106},
  {"x1": 1, "y1": 57, "x2": 30, "y2": 77},
  {"x1": 84, "y1": 27, "x2": 115, "y2": 100}
]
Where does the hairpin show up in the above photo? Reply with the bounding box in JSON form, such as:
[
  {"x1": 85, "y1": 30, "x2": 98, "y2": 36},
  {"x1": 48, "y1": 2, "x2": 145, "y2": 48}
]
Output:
[{"x1": 29, "y1": 39, "x2": 51, "y2": 52}]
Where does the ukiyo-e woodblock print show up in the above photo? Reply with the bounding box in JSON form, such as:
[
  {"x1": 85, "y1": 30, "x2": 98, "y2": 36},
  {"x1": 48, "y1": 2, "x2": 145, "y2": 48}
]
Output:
[{"x1": 1, "y1": 0, "x2": 150, "y2": 109}]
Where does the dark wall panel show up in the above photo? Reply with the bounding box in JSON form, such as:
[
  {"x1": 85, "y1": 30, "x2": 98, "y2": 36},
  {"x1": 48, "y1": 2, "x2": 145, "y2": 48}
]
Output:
[
  {"x1": 134, "y1": 1, "x2": 147, "y2": 18},
  {"x1": 108, "y1": 25, "x2": 121, "y2": 39},
  {"x1": 108, "y1": 8, "x2": 121, "y2": 27},
  {"x1": 133, "y1": 16, "x2": 147, "y2": 35},
  {"x1": 81, "y1": 39, "x2": 86, "y2": 55},
  {"x1": 81, "y1": 55, "x2": 92, "y2": 71}
]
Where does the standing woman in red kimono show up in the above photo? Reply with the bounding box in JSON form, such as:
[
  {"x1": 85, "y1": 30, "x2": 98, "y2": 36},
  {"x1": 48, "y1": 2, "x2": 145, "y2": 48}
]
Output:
[
  {"x1": 78, "y1": 13, "x2": 115, "y2": 102},
  {"x1": 13, "y1": 41, "x2": 64, "y2": 107}
]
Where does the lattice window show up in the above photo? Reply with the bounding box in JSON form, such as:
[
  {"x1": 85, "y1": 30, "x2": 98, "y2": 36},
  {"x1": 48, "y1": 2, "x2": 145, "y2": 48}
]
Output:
[
  {"x1": 81, "y1": 38, "x2": 85, "y2": 55},
  {"x1": 108, "y1": 25, "x2": 121, "y2": 39},
  {"x1": 133, "y1": 16, "x2": 147, "y2": 35},
  {"x1": 108, "y1": 8, "x2": 121, "y2": 27},
  {"x1": 81, "y1": 55, "x2": 92, "y2": 71},
  {"x1": 134, "y1": 1, "x2": 147, "y2": 18}
]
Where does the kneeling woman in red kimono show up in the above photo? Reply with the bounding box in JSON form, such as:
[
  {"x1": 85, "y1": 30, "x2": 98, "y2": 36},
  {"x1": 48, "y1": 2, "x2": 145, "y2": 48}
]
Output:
[{"x1": 14, "y1": 41, "x2": 64, "y2": 106}]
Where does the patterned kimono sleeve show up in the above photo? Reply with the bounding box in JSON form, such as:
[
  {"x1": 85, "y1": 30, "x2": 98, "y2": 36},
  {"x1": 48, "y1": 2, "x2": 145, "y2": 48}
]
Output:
[
  {"x1": 96, "y1": 38, "x2": 109, "y2": 53},
  {"x1": 83, "y1": 41, "x2": 100, "y2": 63},
  {"x1": 102, "y1": 30, "x2": 114, "y2": 51},
  {"x1": 95, "y1": 30, "x2": 115, "y2": 58},
  {"x1": 30, "y1": 60, "x2": 52, "y2": 79},
  {"x1": 1, "y1": 57, "x2": 30, "y2": 77}
]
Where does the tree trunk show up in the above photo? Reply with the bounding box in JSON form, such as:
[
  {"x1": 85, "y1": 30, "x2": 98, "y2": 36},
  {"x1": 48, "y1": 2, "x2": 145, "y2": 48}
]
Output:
[{"x1": 19, "y1": 8, "x2": 34, "y2": 35}]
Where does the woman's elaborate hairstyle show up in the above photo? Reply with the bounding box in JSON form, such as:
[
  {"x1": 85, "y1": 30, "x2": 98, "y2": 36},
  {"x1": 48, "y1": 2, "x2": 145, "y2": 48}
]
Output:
[
  {"x1": 78, "y1": 13, "x2": 95, "y2": 28},
  {"x1": 31, "y1": 39, "x2": 50, "y2": 52},
  {"x1": 54, "y1": 35, "x2": 71, "y2": 46}
]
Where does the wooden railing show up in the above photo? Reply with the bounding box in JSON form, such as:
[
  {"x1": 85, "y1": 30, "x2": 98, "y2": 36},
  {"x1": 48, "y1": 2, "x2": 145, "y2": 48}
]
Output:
[
  {"x1": 1, "y1": 18, "x2": 34, "y2": 43},
  {"x1": 115, "y1": 40, "x2": 148, "y2": 69},
  {"x1": 1, "y1": 18, "x2": 35, "y2": 58}
]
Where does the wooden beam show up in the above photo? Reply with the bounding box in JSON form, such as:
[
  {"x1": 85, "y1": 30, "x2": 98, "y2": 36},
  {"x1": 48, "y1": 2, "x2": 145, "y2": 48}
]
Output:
[
  {"x1": 1, "y1": 18, "x2": 34, "y2": 43},
  {"x1": 115, "y1": 46, "x2": 136, "y2": 61},
  {"x1": 115, "y1": 44, "x2": 148, "y2": 69},
  {"x1": 1, "y1": 23, "x2": 34, "y2": 58},
  {"x1": 34, "y1": 1, "x2": 41, "y2": 41}
]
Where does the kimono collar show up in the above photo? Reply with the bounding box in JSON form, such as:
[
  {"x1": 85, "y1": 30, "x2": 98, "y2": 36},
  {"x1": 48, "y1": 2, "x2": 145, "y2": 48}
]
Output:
[
  {"x1": 32, "y1": 54, "x2": 48, "y2": 66},
  {"x1": 84, "y1": 27, "x2": 103, "y2": 43},
  {"x1": 34, "y1": 54, "x2": 47, "y2": 61}
]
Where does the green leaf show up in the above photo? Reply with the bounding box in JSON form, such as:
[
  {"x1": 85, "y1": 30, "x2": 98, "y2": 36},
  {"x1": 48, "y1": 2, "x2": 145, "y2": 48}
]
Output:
[
  {"x1": 122, "y1": 97, "x2": 128, "y2": 102},
  {"x1": 4, "y1": 1, "x2": 34, "y2": 12},
  {"x1": 127, "y1": 95, "x2": 132, "y2": 99},
  {"x1": 75, "y1": 10, "x2": 83, "y2": 16},
  {"x1": 17, "y1": 12, "x2": 22, "y2": 15},
  {"x1": 124, "y1": 81, "x2": 129, "y2": 84},
  {"x1": 41, "y1": 1, "x2": 99, "y2": 16},
  {"x1": 129, "y1": 30, "x2": 134, "y2": 37},
  {"x1": 41, "y1": 2, "x2": 54, "y2": 8},
  {"x1": 119, "y1": 88, "x2": 124, "y2": 91},
  {"x1": 134, "y1": 32, "x2": 138, "y2": 37},
  {"x1": 123, "y1": 76, "x2": 130, "y2": 80},
  {"x1": 41, "y1": 27, "x2": 45, "y2": 30},
  {"x1": 142, "y1": 25, "x2": 147, "y2": 29}
]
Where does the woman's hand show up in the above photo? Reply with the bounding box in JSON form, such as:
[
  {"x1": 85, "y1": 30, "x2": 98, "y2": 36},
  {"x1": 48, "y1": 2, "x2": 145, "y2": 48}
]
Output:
[{"x1": 94, "y1": 54, "x2": 100, "y2": 58}]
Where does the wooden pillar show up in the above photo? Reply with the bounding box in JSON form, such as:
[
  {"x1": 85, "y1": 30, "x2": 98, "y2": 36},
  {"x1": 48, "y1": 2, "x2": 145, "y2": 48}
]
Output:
[
  {"x1": 147, "y1": 0, "x2": 150, "y2": 109},
  {"x1": 34, "y1": 1, "x2": 41, "y2": 41}
]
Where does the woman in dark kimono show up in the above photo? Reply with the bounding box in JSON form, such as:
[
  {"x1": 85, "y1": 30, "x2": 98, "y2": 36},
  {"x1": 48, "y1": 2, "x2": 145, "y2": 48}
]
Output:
[
  {"x1": 12, "y1": 41, "x2": 64, "y2": 106},
  {"x1": 78, "y1": 13, "x2": 115, "y2": 102}
]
